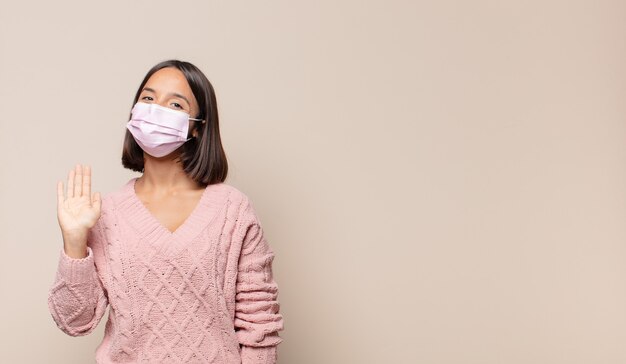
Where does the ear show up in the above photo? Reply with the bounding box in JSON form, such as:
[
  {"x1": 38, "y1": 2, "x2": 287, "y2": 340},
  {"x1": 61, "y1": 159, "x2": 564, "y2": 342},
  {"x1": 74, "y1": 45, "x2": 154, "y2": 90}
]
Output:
[{"x1": 192, "y1": 120, "x2": 206, "y2": 138}]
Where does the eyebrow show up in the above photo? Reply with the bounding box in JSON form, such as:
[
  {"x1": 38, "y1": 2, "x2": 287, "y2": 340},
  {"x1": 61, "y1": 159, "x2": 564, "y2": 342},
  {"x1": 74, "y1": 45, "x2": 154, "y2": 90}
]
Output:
[{"x1": 142, "y1": 87, "x2": 191, "y2": 106}]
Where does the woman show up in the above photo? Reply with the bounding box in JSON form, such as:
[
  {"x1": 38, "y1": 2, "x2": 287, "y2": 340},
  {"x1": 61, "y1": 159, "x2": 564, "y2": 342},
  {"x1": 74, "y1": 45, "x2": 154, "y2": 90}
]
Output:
[{"x1": 48, "y1": 60, "x2": 284, "y2": 364}]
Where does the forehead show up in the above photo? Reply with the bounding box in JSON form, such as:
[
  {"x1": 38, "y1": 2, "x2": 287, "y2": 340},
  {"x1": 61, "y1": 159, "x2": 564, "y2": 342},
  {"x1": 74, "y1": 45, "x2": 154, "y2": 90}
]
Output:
[{"x1": 142, "y1": 67, "x2": 195, "y2": 101}]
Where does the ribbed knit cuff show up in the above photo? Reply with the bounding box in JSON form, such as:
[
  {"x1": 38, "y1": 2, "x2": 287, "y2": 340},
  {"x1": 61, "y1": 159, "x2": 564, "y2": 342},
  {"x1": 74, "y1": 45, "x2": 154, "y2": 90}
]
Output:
[
  {"x1": 240, "y1": 345, "x2": 278, "y2": 364},
  {"x1": 57, "y1": 246, "x2": 96, "y2": 284}
]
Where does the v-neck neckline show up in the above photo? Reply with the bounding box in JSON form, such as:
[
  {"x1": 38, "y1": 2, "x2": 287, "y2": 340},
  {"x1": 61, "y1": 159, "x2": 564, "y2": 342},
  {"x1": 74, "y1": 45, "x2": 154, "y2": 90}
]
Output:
[
  {"x1": 120, "y1": 177, "x2": 229, "y2": 257},
  {"x1": 130, "y1": 177, "x2": 208, "y2": 236}
]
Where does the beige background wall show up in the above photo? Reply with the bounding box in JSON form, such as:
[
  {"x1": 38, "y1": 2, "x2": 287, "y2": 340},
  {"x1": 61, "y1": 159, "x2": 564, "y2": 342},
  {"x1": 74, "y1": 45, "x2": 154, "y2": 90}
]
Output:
[{"x1": 1, "y1": 0, "x2": 625, "y2": 363}]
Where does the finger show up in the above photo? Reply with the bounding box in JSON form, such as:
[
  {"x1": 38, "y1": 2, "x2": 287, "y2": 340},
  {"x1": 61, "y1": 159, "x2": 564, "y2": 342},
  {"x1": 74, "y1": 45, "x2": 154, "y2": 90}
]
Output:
[
  {"x1": 67, "y1": 169, "x2": 75, "y2": 198},
  {"x1": 92, "y1": 192, "x2": 101, "y2": 211},
  {"x1": 57, "y1": 181, "x2": 65, "y2": 209},
  {"x1": 83, "y1": 165, "x2": 91, "y2": 199},
  {"x1": 74, "y1": 164, "x2": 83, "y2": 197}
]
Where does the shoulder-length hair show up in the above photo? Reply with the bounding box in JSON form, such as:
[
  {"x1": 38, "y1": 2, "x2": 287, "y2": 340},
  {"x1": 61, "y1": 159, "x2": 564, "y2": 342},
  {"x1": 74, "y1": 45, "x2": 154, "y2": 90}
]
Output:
[{"x1": 121, "y1": 59, "x2": 228, "y2": 186}]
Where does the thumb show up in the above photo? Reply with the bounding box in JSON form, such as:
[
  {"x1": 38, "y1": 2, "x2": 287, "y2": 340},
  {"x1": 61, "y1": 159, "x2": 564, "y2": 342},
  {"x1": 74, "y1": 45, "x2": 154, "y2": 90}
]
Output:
[{"x1": 92, "y1": 192, "x2": 101, "y2": 210}]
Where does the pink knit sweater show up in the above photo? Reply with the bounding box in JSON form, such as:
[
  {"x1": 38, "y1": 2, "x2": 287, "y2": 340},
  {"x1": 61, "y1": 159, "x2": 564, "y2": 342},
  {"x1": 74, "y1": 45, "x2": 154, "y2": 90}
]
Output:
[{"x1": 48, "y1": 178, "x2": 284, "y2": 363}]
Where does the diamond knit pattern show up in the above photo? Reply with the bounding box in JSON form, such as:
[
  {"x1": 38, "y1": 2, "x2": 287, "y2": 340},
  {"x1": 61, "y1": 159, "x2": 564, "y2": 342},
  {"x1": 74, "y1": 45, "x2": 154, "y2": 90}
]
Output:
[{"x1": 48, "y1": 178, "x2": 284, "y2": 364}]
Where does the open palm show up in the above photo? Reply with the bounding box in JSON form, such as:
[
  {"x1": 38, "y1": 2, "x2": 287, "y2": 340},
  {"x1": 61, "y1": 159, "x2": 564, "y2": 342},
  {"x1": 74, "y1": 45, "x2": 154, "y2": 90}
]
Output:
[{"x1": 57, "y1": 164, "x2": 101, "y2": 237}]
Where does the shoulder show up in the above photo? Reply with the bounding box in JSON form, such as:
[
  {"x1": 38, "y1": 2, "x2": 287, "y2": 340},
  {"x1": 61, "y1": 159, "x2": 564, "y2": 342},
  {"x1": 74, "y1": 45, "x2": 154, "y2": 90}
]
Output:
[
  {"x1": 214, "y1": 182, "x2": 249, "y2": 202},
  {"x1": 212, "y1": 182, "x2": 256, "y2": 212},
  {"x1": 98, "y1": 178, "x2": 137, "y2": 212},
  {"x1": 214, "y1": 182, "x2": 262, "y2": 224},
  {"x1": 85, "y1": 180, "x2": 134, "y2": 245}
]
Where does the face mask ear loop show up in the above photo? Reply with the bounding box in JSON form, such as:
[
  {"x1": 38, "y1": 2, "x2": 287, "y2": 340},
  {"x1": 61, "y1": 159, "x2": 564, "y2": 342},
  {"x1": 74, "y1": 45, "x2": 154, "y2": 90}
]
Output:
[
  {"x1": 189, "y1": 117, "x2": 205, "y2": 124},
  {"x1": 188, "y1": 118, "x2": 204, "y2": 139}
]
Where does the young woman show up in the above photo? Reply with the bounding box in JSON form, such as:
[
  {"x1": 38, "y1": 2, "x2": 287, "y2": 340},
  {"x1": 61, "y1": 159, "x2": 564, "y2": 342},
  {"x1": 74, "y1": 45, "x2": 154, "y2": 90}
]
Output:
[{"x1": 48, "y1": 60, "x2": 284, "y2": 364}]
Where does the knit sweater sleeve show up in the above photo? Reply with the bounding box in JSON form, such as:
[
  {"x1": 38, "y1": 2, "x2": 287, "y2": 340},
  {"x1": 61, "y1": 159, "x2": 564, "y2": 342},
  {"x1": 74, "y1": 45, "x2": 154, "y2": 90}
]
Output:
[
  {"x1": 47, "y1": 219, "x2": 108, "y2": 337},
  {"x1": 234, "y1": 197, "x2": 284, "y2": 364}
]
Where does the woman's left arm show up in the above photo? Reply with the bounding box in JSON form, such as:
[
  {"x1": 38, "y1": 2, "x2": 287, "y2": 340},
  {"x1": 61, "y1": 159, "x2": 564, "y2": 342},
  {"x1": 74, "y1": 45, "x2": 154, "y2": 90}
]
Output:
[{"x1": 234, "y1": 199, "x2": 284, "y2": 364}]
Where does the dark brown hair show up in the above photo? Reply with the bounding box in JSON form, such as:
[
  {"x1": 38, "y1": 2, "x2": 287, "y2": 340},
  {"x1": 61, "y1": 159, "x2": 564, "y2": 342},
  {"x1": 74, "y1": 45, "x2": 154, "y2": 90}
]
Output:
[{"x1": 122, "y1": 59, "x2": 228, "y2": 186}]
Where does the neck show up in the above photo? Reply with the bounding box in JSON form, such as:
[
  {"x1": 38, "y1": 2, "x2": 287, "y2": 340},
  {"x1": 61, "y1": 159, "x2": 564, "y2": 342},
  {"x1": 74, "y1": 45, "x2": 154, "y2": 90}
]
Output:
[{"x1": 138, "y1": 152, "x2": 200, "y2": 192}]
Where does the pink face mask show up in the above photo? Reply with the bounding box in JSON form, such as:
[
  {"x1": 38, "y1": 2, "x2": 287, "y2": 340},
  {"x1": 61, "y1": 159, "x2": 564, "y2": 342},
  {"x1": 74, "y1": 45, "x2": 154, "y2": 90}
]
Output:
[{"x1": 126, "y1": 102, "x2": 204, "y2": 158}]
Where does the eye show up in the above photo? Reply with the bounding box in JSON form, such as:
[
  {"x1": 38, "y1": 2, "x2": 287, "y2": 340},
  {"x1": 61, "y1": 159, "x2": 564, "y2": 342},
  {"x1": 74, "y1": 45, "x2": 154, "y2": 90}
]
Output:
[
  {"x1": 171, "y1": 102, "x2": 183, "y2": 109},
  {"x1": 141, "y1": 96, "x2": 153, "y2": 101}
]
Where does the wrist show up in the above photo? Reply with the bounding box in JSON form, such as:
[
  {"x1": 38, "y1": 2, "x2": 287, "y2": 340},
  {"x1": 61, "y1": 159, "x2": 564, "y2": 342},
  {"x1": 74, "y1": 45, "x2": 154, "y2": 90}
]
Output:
[
  {"x1": 63, "y1": 245, "x2": 88, "y2": 259},
  {"x1": 62, "y1": 230, "x2": 88, "y2": 254}
]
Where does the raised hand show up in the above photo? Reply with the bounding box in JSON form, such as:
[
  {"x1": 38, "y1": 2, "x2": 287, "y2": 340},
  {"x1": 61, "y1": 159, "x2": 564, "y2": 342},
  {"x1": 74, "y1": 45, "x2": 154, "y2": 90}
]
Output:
[{"x1": 57, "y1": 164, "x2": 102, "y2": 258}]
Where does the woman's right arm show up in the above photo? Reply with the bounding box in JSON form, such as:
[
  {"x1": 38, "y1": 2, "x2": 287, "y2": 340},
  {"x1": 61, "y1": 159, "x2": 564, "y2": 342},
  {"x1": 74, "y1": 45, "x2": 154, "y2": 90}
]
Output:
[{"x1": 47, "y1": 164, "x2": 108, "y2": 336}]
